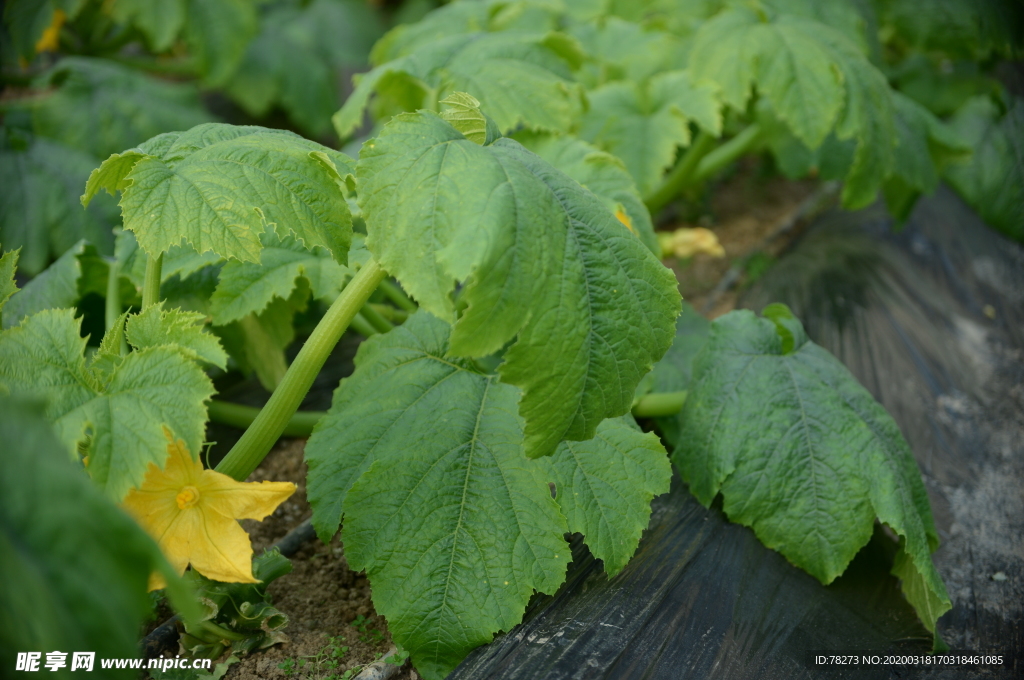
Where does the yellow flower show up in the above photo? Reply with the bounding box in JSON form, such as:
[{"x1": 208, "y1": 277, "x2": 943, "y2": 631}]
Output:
[
  {"x1": 123, "y1": 428, "x2": 295, "y2": 588},
  {"x1": 658, "y1": 227, "x2": 726, "y2": 259},
  {"x1": 35, "y1": 9, "x2": 66, "y2": 54},
  {"x1": 614, "y1": 206, "x2": 636, "y2": 234}
]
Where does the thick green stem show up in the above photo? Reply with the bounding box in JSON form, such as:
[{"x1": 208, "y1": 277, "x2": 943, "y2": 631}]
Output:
[
  {"x1": 142, "y1": 252, "x2": 163, "y2": 310},
  {"x1": 360, "y1": 302, "x2": 394, "y2": 333},
  {"x1": 378, "y1": 279, "x2": 417, "y2": 312},
  {"x1": 693, "y1": 123, "x2": 762, "y2": 182},
  {"x1": 215, "y1": 259, "x2": 387, "y2": 481},
  {"x1": 644, "y1": 132, "x2": 717, "y2": 215},
  {"x1": 631, "y1": 391, "x2": 687, "y2": 418},
  {"x1": 197, "y1": 621, "x2": 248, "y2": 643},
  {"x1": 208, "y1": 400, "x2": 325, "y2": 437}
]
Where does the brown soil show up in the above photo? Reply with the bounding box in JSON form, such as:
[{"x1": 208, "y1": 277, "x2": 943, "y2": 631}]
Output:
[
  {"x1": 665, "y1": 159, "x2": 818, "y2": 318},
  {"x1": 225, "y1": 439, "x2": 417, "y2": 680}
]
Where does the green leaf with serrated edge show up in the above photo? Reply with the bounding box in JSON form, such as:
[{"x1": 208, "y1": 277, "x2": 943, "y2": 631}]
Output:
[
  {"x1": 210, "y1": 229, "x2": 349, "y2": 325},
  {"x1": 183, "y1": 0, "x2": 257, "y2": 87},
  {"x1": 126, "y1": 302, "x2": 228, "y2": 369},
  {"x1": 357, "y1": 111, "x2": 680, "y2": 458},
  {"x1": 1, "y1": 129, "x2": 118, "y2": 276},
  {"x1": 2, "y1": 240, "x2": 92, "y2": 330},
  {"x1": 0, "y1": 309, "x2": 213, "y2": 500},
  {"x1": 0, "y1": 247, "x2": 18, "y2": 316},
  {"x1": 578, "y1": 70, "x2": 721, "y2": 196},
  {"x1": 84, "y1": 123, "x2": 355, "y2": 264},
  {"x1": 91, "y1": 310, "x2": 130, "y2": 377},
  {"x1": 109, "y1": 0, "x2": 186, "y2": 51},
  {"x1": 673, "y1": 309, "x2": 950, "y2": 639},
  {"x1": 0, "y1": 395, "x2": 197, "y2": 679},
  {"x1": 943, "y1": 96, "x2": 1024, "y2": 242},
  {"x1": 30, "y1": 57, "x2": 213, "y2": 160},
  {"x1": 307, "y1": 311, "x2": 570, "y2": 680},
  {"x1": 441, "y1": 92, "x2": 489, "y2": 145},
  {"x1": 540, "y1": 416, "x2": 670, "y2": 576},
  {"x1": 568, "y1": 17, "x2": 685, "y2": 89},
  {"x1": 511, "y1": 131, "x2": 659, "y2": 255},
  {"x1": 333, "y1": 32, "x2": 582, "y2": 139}
]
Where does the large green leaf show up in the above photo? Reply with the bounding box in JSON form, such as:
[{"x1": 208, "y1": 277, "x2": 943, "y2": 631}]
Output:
[
  {"x1": 943, "y1": 95, "x2": 1024, "y2": 242},
  {"x1": 183, "y1": 0, "x2": 258, "y2": 87},
  {"x1": 357, "y1": 110, "x2": 680, "y2": 458},
  {"x1": 541, "y1": 416, "x2": 670, "y2": 575},
  {"x1": 1, "y1": 0, "x2": 85, "y2": 60},
  {"x1": 209, "y1": 225, "x2": 349, "y2": 325},
  {"x1": 673, "y1": 308, "x2": 950, "y2": 642},
  {"x1": 1, "y1": 240, "x2": 100, "y2": 330},
  {"x1": 28, "y1": 57, "x2": 214, "y2": 159},
  {"x1": 307, "y1": 311, "x2": 570, "y2": 680},
  {"x1": 568, "y1": 17, "x2": 685, "y2": 89},
  {"x1": 0, "y1": 308, "x2": 213, "y2": 500},
  {"x1": 333, "y1": 32, "x2": 583, "y2": 139},
  {"x1": 83, "y1": 123, "x2": 354, "y2": 264},
  {"x1": 109, "y1": 0, "x2": 186, "y2": 51},
  {"x1": 511, "y1": 130, "x2": 659, "y2": 254},
  {"x1": 0, "y1": 128, "x2": 117, "y2": 275},
  {"x1": 877, "y1": 0, "x2": 1024, "y2": 60},
  {"x1": 0, "y1": 395, "x2": 196, "y2": 679},
  {"x1": 577, "y1": 69, "x2": 721, "y2": 196}
]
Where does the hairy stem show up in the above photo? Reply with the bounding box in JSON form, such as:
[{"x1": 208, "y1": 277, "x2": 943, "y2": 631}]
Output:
[
  {"x1": 142, "y1": 252, "x2": 163, "y2": 310},
  {"x1": 631, "y1": 391, "x2": 688, "y2": 418},
  {"x1": 215, "y1": 259, "x2": 387, "y2": 481},
  {"x1": 693, "y1": 123, "x2": 762, "y2": 182},
  {"x1": 644, "y1": 132, "x2": 716, "y2": 215},
  {"x1": 208, "y1": 400, "x2": 326, "y2": 437}
]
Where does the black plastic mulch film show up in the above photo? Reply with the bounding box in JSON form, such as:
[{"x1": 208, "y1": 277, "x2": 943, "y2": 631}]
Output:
[{"x1": 448, "y1": 186, "x2": 1023, "y2": 680}]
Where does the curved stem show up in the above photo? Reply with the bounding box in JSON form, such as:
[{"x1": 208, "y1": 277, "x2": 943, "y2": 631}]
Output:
[
  {"x1": 142, "y1": 252, "x2": 163, "y2": 310},
  {"x1": 208, "y1": 400, "x2": 325, "y2": 437},
  {"x1": 631, "y1": 391, "x2": 687, "y2": 418},
  {"x1": 350, "y1": 312, "x2": 379, "y2": 338},
  {"x1": 693, "y1": 123, "x2": 762, "y2": 182},
  {"x1": 360, "y1": 302, "x2": 394, "y2": 333},
  {"x1": 215, "y1": 259, "x2": 387, "y2": 481},
  {"x1": 379, "y1": 279, "x2": 417, "y2": 312},
  {"x1": 644, "y1": 132, "x2": 716, "y2": 215}
]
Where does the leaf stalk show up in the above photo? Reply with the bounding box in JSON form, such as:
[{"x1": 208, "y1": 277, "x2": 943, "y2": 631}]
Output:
[
  {"x1": 631, "y1": 390, "x2": 688, "y2": 418},
  {"x1": 142, "y1": 252, "x2": 163, "y2": 310}
]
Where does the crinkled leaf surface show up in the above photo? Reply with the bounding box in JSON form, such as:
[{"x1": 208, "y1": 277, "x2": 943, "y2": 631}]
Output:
[
  {"x1": 540, "y1": 416, "x2": 670, "y2": 575},
  {"x1": 568, "y1": 17, "x2": 685, "y2": 89},
  {"x1": 943, "y1": 95, "x2": 1024, "y2": 242},
  {"x1": 126, "y1": 302, "x2": 228, "y2": 369},
  {"x1": 0, "y1": 129, "x2": 118, "y2": 275},
  {"x1": 357, "y1": 111, "x2": 680, "y2": 457},
  {"x1": 512, "y1": 131, "x2": 659, "y2": 254},
  {"x1": 334, "y1": 32, "x2": 583, "y2": 139},
  {"x1": 689, "y1": 7, "x2": 896, "y2": 208},
  {"x1": 0, "y1": 396, "x2": 196, "y2": 678},
  {"x1": 307, "y1": 312, "x2": 570, "y2": 680},
  {"x1": 183, "y1": 0, "x2": 258, "y2": 87},
  {"x1": 30, "y1": 57, "x2": 213, "y2": 159},
  {"x1": 210, "y1": 230, "x2": 349, "y2": 325},
  {"x1": 83, "y1": 123, "x2": 354, "y2": 264},
  {"x1": 672, "y1": 309, "x2": 950, "y2": 638},
  {"x1": 578, "y1": 69, "x2": 721, "y2": 196},
  {"x1": 0, "y1": 308, "x2": 213, "y2": 500}
]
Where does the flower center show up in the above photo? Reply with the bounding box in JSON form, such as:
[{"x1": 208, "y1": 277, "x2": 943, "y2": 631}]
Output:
[{"x1": 176, "y1": 485, "x2": 201, "y2": 510}]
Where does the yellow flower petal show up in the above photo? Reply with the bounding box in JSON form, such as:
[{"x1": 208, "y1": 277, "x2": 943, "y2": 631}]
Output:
[
  {"x1": 121, "y1": 429, "x2": 295, "y2": 588},
  {"x1": 35, "y1": 9, "x2": 66, "y2": 54},
  {"x1": 615, "y1": 207, "x2": 636, "y2": 234}
]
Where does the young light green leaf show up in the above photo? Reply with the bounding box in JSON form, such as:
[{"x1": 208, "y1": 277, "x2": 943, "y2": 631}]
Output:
[
  {"x1": 126, "y1": 302, "x2": 228, "y2": 369},
  {"x1": 183, "y1": 0, "x2": 258, "y2": 87},
  {"x1": 541, "y1": 416, "x2": 670, "y2": 576},
  {"x1": 440, "y1": 92, "x2": 489, "y2": 145},
  {"x1": 0, "y1": 309, "x2": 213, "y2": 500},
  {"x1": 29, "y1": 57, "x2": 213, "y2": 159},
  {"x1": 307, "y1": 311, "x2": 570, "y2": 680},
  {"x1": 578, "y1": 69, "x2": 721, "y2": 196},
  {"x1": 333, "y1": 32, "x2": 583, "y2": 139},
  {"x1": 357, "y1": 111, "x2": 680, "y2": 458},
  {"x1": 673, "y1": 309, "x2": 951, "y2": 639},
  {"x1": 943, "y1": 95, "x2": 1024, "y2": 242},
  {"x1": 0, "y1": 247, "x2": 18, "y2": 317},
  {"x1": 0, "y1": 129, "x2": 118, "y2": 275},
  {"x1": 1, "y1": 240, "x2": 95, "y2": 330},
  {"x1": 209, "y1": 230, "x2": 349, "y2": 325},
  {"x1": 511, "y1": 130, "x2": 659, "y2": 254},
  {"x1": 0, "y1": 395, "x2": 197, "y2": 678},
  {"x1": 83, "y1": 123, "x2": 355, "y2": 264}
]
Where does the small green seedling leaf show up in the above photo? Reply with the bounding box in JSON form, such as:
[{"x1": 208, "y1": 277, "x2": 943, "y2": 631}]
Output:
[
  {"x1": 126, "y1": 302, "x2": 228, "y2": 369},
  {"x1": 673, "y1": 308, "x2": 951, "y2": 643},
  {"x1": 358, "y1": 110, "x2": 680, "y2": 458},
  {"x1": 83, "y1": 123, "x2": 355, "y2": 265},
  {"x1": 307, "y1": 312, "x2": 570, "y2": 680},
  {"x1": 541, "y1": 416, "x2": 671, "y2": 575}
]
